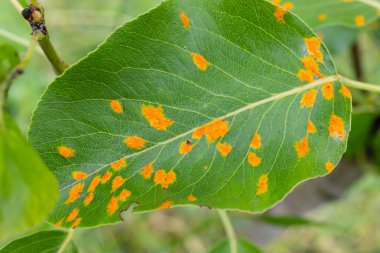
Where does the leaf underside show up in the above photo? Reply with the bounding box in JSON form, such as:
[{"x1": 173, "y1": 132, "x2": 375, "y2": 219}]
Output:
[{"x1": 29, "y1": 0, "x2": 352, "y2": 228}]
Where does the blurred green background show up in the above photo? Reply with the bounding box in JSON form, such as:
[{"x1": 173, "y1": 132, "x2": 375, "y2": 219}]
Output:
[{"x1": 1, "y1": 0, "x2": 380, "y2": 252}]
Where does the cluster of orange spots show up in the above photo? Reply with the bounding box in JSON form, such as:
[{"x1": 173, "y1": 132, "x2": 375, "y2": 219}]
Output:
[
  {"x1": 107, "y1": 197, "x2": 119, "y2": 215},
  {"x1": 58, "y1": 145, "x2": 75, "y2": 158},
  {"x1": 355, "y1": 15, "x2": 365, "y2": 26},
  {"x1": 325, "y1": 161, "x2": 335, "y2": 173},
  {"x1": 159, "y1": 200, "x2": 173, "y2": 209},
  {"x1": 140, "y1": 162, "x2": 154, "y2": 179},
  {"x1": 111, "y1": 158, "x2": 127, "y2": 171},
  {"x1": 67, "y1": 208, "x2": 79, "y2": 222},
  {"x1": 124, "y1": 136, "x2": 147, "y2": 150},
  {"x1": 322, "y1": 82, "x2": 334, "y2": 100},
  {"x1": 112, "y1": 176, "x2": 126, "y2": 192},
  {"x1": 297, "y1": 69, "x2": 314, "y2": 82},
  {"x1": 329, "y1": 114, "x2": 346, "y2": 140},
  {"x1": 192, "y1": 126, "x2": 206, "y2": 139},
  {"x1": 305, "y1": 37, "x2": 323, "y2": 62},
  {"x1": 88, "y1": 176, "x2": 101, "y2": 192},
  {"x1": 187, "y1": 194, "x2": 197, "y2": 202},
  {"x1": 142, "y1": 105, "x2": 174, "y2": 131},
  {"x1": 71, "y1": 218, "x2": 82, "y2": 228},
  {"x1": 274, "y1": 5, "x2": 288, "y2": 23},
  {"x1": 101, "y1": 171, "x2": 113, "y2": 184},
  {"x1": 248, "y1": 152, "x2": 262, "y2": 167},
  {"x1": 217, "y1": 142, "x2": 233, "y2": 157},
  {"x1": 301, "y1": 89, "x2": 317, "y2": 108},
  {"x1": 257, "y1": 174, "x2": 268, "y2": 195},
  {"x1": 250, "y1": 133, "x2": 262, "y2": 149},
  {"x1": 295, "y1": 136, "x2": 309, "y2": 158},
  {"x1": 179, "y1": 141, "x2": 194, "y2": 155},
  {"x1": 301, "y1": 56, "x2": 321, "y2": 77},
  {"x1": 319, "y1": 13, "x2": 327, "y2": 21},
  {"x1": 154, "y1": 170, "x2": 176, "y2": 189},
  {"x1": 339, "y1": 85, "x2": 352, "y2": 98},
  {"x1": 191, "y1": 53, "x2": 210, "y2": 71},
  {"x1": 192, "y1": 120, "x2": 230, "y2": 142},
  {"x1": 110, "y1": 100, "x2": 123, "y2": 113},
  {"x1": 72, "y1": 171, "x2": 88, "y2": 181},
  {"x1": 307, "y1": 120, "x2": 317, "y2": 134},
  {"x1": 66, "y1": 183, "x2": 83, "y2": 204},
  {"x1": 180, "y1": 10, "x2": 190, "y2": 29},
  {"x1": 119, "y1": 189, "x2": 131, "y2": 202},
  {"x1": 84, "y1": 192, "x2": 94, "y2": 206}
]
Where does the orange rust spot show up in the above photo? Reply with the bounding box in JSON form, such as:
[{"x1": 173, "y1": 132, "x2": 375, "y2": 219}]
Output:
[
  {"x1": 274, "y1": 5, "x2": 288, "y2": 23},
  {"x1": 307, "y1": 120, "x2": 317, "y2": 134},
  {"x1": 191, "y1": 53, "x2": 210, "y2": 71},
  {"x1": 112, "y1": 176, "x2": 126, "y2": 192},
  {"x1": 250, "y1": 133, "x2": 262, "y2": 149},
  {"x1": 282, "y1": 2, "x2": 294, "y2": 10},
  {"x1": 88, "y1": 176, "x2": 101, "y2": 192},
  {"x1": 140, "y1": 162, "x2": 154, "y2": 179},
  {"x1": 187, "y1": 194, "x2": 197, "y2": 202},
  {"x1": 322, "y1": 82, "x2": 334, "y2": 100},
  {"x1": 107, "y1": 197, "x2": 119, "y2": 215},
  {"x1": 119, "y1": 189, "x2": 131, "y2": 202},
  {"x1": 295, "y1": 136, "x2": 309, "y2": 158},
  {"x1": 217, "y1": 142, "x2": 232, "y2": 157},
  {"x1": 305, "y1": 37, "x2": 323, "y2": 61},
  {"x1": 101, "y1": 171, "x2": 113, "y2": 184},
  {"x1": 180, "y1": 10, "x2": 190, "y2": 29},
  {"x1": 154, "y1": 169, "x2": 176, "y2": 189},
  {"x1": 355, "y1": 15, "x2": 365, "y2": 26},
  {"x1": 329, "y1": 114, "x2": 346, "y2": 140},
  {"x1": 58, "y1": 146, "x2": 75, "y2": 158},
  {"x1": 66, "y1": 184, "x2": 83, "y2": 204},
  {"x1": 325, "y1": 161, "x2": 335, "y2": 173},
  {"x1": 301, "y1": 56, "x2": 320, "y2": 76},
  {"x1": 71, "y1": 218, "x2": 82, "y2": 228},
  {"x1": 301, "y1": 89, "x2": 317, "y2": 108},
  {"x1": 72, "y1": 171, "x2": 87, "y2": 181},
  {"x1": 159, "y1": 200, "x2": 173, "y2": 209},
  {"x1": 179, "y1": 141, "x2": 194, "y2": 155},
  {"x1": 272, "y1": 0, "x2": 282, "y2": 4},
  {"x1": 339, "y1": 85, "x2": 352, "y2": 98},
  {"x1": 192, "y1": 126, "x2": 206, "y2": 139},
  {"x1": 84, "y1": 192, "x2": 94, "y2": 206},
  {"x1": 55, "y1": 218, "x2": 64, "y2": 227},
  {"x1": 257, "y1": 174, "x2": 268, "y2": 195},
  {"x1": 248, "y1": 152, "x2": 262, "y2": 167},
  {"x1": 297, "y1": 69, "x2": 314, "y2": 82},
  {"x1": 111, "y1": 158, "x2": 126, "y2": 171},
  {"x1": 142, "y1": 105, "x2": 174, "y2": 131},
  {"x1": 110, "y1": 100, "x2": 123, "y2": 113},
  {"x1": 124, "y1": 136, "x2": 147, "y2": 150},
  {"x1": 67, "y1": 208, "x2": 79, "y2": 222},
  {"x1": 204, "y1": 120, "x2": 229, "y2": 143},
  {"x1": 319, "y1": 13, "x2": 327, "y2": 21}
]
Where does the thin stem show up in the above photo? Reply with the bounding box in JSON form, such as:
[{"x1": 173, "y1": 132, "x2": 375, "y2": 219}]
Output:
[
  {"x1": 339, "y1": 75, "x2": 380, "y2": 93},
  {"x1": 217, "y1": 210, "x2": 238, "y2": 253},
  {"x1": 57, "y1": 229, "x2": 74, "y2": 253},
  {"x1": 38, "y1": 32, "x2": 69, "y2": 74},
  {"x1": 9, "y1": 0, "x2": 23, "y2": 13}
]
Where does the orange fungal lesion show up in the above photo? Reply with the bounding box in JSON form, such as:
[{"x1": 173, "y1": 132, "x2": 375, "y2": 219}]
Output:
[
  {"x1": 112, "y1": 176, "x2": 126, "y2": 192},
  {"x1": 83, "y1": 192, "x2": 94, "y2": 206},
  {"x1": 71, "y1": 218, "x2": 82, "y2": 228},
  {"x1": 142, "y1": 105, "x2": 174, "y2": 131},
  {"x1": 304, "y1": 37, "x2": 323, "y2": 62},
  {"x1": 250, "y1": 133, "x2": 262, "y2": 149},
  {"x1": 192, "y1": 126, "x2": 206, "y2": 139},
  {"x1": 110, "y1": 100, "x2": 123, "y2": 113},
  {"x1": 301, "y1": 89, "x2": 318, "y2": 108},
  {"x1": 58, "y1": 145, "x2": 75, "y2": 158},
  {"x1": 325, "y1": 161, "x2": 335, "y2": 173},
  {"x1": 101, "y1": 171, "x2": 113, "y2": 184},
  {"x1": 159, "y1": 200, "x2": 173, "y2": 209},
  {"x1": 55, "y1": 218, "x2": 64, "y2": 227},
  {"x1": 140, "y1": 162, "x2": 154, "y2": 179},
  {"x1": 295, "y1": 136, "x2": 309, "y2": 158},
  {"x1": 339, "y1": 85, "x2": 352, "y2": 98},
  {"x1": 191, "y1": 53, "x2": 210, "y2": 71},
  {"x1": 88, "y1": 176, "x2": 101, "y2": 192},
  {"x1": 301, "y1": 56, "x2": 321, "y2": 76},
  {"x1": 154, "y1": 169, "x2": 176, "y2": 189},
  {"x1": 179, "y1": 141, "x2": 194, "y2": 155},
  {"x1": 187, "y1": 194, "x2": 197, "y2": 202},
  {"x1": 67, "y1": 208, "x2": 79, "y2": 222},
  {"x1": 66, "y1": 183, "x2": 84, "y2": 204},
  {"x1": 248, "y1": 152, "x2": 262, "y2": 167},
  {"x1": 297, "y1": 69, "x2": 314, "y2": 82},
  {"x1": 274, "y1": 5, "x2": 288, "y2": 23},
  {"x1": 329, "y1": 114, "x2": 346, "y2": 140},
  {"x1": 119, "y1": 189, "x2": 132, "y2": 202},
  {"x1": 204, "y1": 120, "x2": 229, "y2": 143},
  {"x1": 72, "y1": 171, "x2": 88, "y2": 181},
  {"x1": 111, "y1": 158, "x2": 127, "y2": 171},
  {"x1": 307, "y1": 120, "x2": 317, "y2": 134},
  {"x1": 322, "y1": 82, "x2": 334, "y2": 100},
  {"x1": 355, "y1": 15, "x2": 365, "y2": 26},
  {"x1": 107, "y1": 196, "x2": 119, "y2": 215},
  {"x1": 217, "y1": 142, "x2": 233, "y2": 157},
  {"x1": 180, "y1": 10, "x2": 190, "y2": 29},
  {"x1": 257, "y1": 174, "x2": 269, "y2": 195},
  {"x1": 124, "y1": 136, "x2": 147, "y2": 150}
]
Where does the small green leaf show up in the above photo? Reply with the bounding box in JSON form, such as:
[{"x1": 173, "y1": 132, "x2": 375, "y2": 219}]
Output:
[
  {"x1": 29, "y1": 0, "x2": 351, "y2": 228},
  {"x1": 0, "y1": 115, "x2": 58, "y2": 242},
  {"x1": 258, "y1": 214, "x2": 321, "y2": 227},
  {"x1": 0, "y1": 230, "x2": 77, "y2": 253},
  {"x1": 0, "y1": 44, "x2": 20, "y2": 83},
  {"x1": 287, "y1": 0, "x2": 380, "y2": 28},
  {"x1": 209, "y1": 238, "x2": 262, "y2": 253}
]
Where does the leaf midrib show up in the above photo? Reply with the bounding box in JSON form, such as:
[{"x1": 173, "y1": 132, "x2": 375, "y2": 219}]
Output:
[{"x1": 60, "y1": 75, "x2": 340, "y2": 191}]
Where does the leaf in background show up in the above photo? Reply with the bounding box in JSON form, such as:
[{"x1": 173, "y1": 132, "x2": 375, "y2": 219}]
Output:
[
  {"x1": 258, "y1": 214, "x2": 322, "y2": 227},
  {"x1": 317, "y1": 26, "x2": 359, "y2": 55},
  {"x1": 0, "y1": 44, "x2": 20, "y2": 83},
  {"x1": 285, "y1": 0, "x2": 380, "y2": 29},
  {"x1": 346, "y1": 114, "x2": 376, "y2": 158},
  {"x1": 208, "y1": 238, "x2": 262, "y2": 253},
  {"x1": 0, "y1": 230, "x2": 77, "y2": 253},
  {"x1": 0, "y1": 115, "x2": 58, "y2": 242},
  {"x1": 29, "y1": 0, "x2": 351, "y2": 228}
]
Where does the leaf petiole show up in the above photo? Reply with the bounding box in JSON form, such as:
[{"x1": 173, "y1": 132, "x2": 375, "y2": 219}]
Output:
[
  {"x1": 339, "y1": 75, "x2": 380, "y2": 94},
  {"x1": 217, "y1": 210, "x2": 238, "y2": 253}
]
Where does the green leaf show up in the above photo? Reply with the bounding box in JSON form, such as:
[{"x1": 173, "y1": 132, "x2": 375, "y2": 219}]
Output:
[
  {"x1": 0, "y1": 44, "x2": 20, "y2": 83},
  {"x1": 208, "y1": 238, "x2": 262, "y2": 253},
  {"x1": 29, "y1": 0, "x2": 352, "y2": 228},
  {"x1": 0, "y1": 115, "x2": 58, "y2": 242},
  {"x1": 287, "y1": 0, "x2": 380, "y2": 28},
  {"x1": 0, "y1": 230, "x2": 77, "y2": 253},
  {"x1": 258, "y1": 214, "x2": 321, "y2": 227}
]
